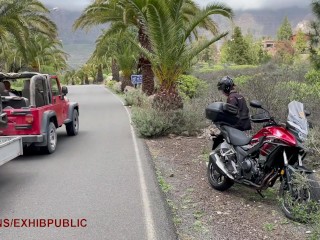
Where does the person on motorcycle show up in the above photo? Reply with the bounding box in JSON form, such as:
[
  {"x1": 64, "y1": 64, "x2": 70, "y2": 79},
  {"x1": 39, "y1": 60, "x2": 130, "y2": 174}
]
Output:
[{"x1": 217, "y1": 76, "x2": 251, "y2": 131}]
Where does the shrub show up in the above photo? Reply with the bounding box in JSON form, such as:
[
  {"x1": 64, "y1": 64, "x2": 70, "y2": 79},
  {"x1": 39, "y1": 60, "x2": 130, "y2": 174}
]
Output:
[
  {"x1": 124, "y1": 89, "x2": 150, "y2": 107},
  {"x1": 177, "y1": 75, "x2": 208, "y2": 99},
  {"x1": 132, "y1": 99, "x2": 208, "y2": 138},
  {"x1": 305, "y1": 69, "x2": 320, "y2": 84},
  {"x1": 106, "y1": 80, "x2": 116, "y2": 89},
  {"x1": 306, "y1": 127, "x2": 320, "y2": 167},
  {"x1": 233, "y1": 75, "x2": 252, "y2": 86},
  {"x1": 132, "y1": 106, "x2": 179, "y2": 137},
  {"x1": 179, "y1": 99, "x2": 208, "y2": 135}
]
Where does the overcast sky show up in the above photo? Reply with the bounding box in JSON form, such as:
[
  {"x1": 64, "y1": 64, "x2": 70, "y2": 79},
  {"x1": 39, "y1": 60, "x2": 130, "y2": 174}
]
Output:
[{"x1": 42, "y1": 0, "x2": 311, "y2": 11}]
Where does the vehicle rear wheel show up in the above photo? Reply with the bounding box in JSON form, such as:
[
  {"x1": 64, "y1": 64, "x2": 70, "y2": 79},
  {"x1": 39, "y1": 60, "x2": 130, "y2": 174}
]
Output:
[
  {"x1": 66, "y1": 109, "x2": 79, "y2": 136},
  {"x1": 207, "y1": 154, "x2": 234, "y2": 191},
  {"x1": 279, "y1": 173, "x2": 320, "y2": 222},
  {"x1": 41, "y1": 122, "x2": 57, "y2": 154}
]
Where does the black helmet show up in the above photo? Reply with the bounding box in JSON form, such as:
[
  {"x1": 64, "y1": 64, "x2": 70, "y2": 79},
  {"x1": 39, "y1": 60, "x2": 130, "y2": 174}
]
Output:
[{"x1": 217, "y1": 76, "x2": 234, "y2": 94}]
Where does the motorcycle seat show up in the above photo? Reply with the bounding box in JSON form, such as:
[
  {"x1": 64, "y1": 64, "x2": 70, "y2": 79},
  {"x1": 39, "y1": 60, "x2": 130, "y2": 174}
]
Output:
[{"x1": 222, "y1": 126, "x2": 251, "y2": 146}]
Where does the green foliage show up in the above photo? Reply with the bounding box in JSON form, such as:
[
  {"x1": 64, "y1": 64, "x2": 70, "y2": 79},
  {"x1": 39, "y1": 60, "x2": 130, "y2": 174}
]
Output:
[
  {"x1": 277, "y1": 16, "x2": 293, "y2": 41},
  {"x1": 131, "y1": 107, "x2": 179, "y2": 137},
  {"x1": 220, "y1": 28, "x2": 267, "y2": 65},
  {"x1": 233, "y1": 75, "x2": 251, "y2": 86},
  {"x1": 177, "y1": 75, "x2": 208, "y2": 99},
  {"x1": 228, "y1": 26, "x2": 251, "y2": 65},
  {"x1": 305, "y1": 69, "x2": 320, "y2": 84},
  {"x1": 106, "y1": 80, "x2": 117, "y2": 89},
  {"x1": 274, "y1": 41, "x2": 295, "y2": 65},
  {"x1": 294, "y1": 29, "x2": 307, "y2": 54},
  {"x1": 306, "y1": 127, "x2": 320, "y2": 167},
  {"x1": 219, "y1": 41, "x2": 231, "y2": 64},
  {"x1": 310, "y1": 3, "x2": 320, "y2": 69},
  {"x1": 128, "y1": 0, "x2": 232, "y2": 89},
  {"x1": 156, "y1": 170, "x2": 172, "y2": 193},
  {"x1": 124, "y1": 89, "x2": 150, "y2": 107},
  {"x1": 132, "y1": 98, "x2": 207, "y2": 138},
  {"x1": 106, "y1": 80, "x2": 122, "y2": 93},
  {"x1": 195, "y1": 37, "x2": 218, "y2": 63}
]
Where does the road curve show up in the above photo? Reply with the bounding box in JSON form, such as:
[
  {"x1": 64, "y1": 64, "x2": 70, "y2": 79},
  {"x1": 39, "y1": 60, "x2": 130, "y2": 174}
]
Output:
[{"x1": 0, "y1": 85, "x2": 177, "y2": 240}]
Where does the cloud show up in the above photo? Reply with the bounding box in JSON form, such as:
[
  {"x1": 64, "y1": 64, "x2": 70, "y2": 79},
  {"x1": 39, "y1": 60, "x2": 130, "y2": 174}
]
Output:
[
  {"x1": 40, "y1": 0, "x2": 91, "y2": 11},
  {"x1": 197, "y1": 0, "x2": 311, "y2": 10},
  {"x1": 41, "y1": 0, "x2": 311, "y2": 11}
]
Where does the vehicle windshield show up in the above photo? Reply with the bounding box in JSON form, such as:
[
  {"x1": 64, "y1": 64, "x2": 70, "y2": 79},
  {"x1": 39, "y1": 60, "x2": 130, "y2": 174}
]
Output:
[{"x1": 287, "y1": 101, "x2": 308, "y2": 139}]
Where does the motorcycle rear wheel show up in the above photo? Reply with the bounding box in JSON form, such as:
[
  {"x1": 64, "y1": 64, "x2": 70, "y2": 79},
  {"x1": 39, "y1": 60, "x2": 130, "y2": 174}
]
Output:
[
  {"x1": 279, "y1": 173, "x2": 320, "y2": 222},
  {"x1": 207, "y1": 154, "x2": 234, "y2": 191}
]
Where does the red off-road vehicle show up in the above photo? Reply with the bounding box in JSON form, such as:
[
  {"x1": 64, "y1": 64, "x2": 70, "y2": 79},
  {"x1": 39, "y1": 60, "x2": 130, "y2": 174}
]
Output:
[{"x1": 0, "y1": 72, "x2": 79, "y2": 154}]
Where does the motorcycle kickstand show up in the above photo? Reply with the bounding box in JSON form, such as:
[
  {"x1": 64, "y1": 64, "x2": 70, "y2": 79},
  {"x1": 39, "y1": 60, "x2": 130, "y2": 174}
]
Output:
[{"x1": 256, "y1": 190, "x2": 265, "y2": 198}]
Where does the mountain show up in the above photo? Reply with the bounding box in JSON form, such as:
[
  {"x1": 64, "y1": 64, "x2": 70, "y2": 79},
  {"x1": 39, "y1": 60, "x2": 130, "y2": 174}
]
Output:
[
  {"x1": 49, "y1": 6, "x2": 313, "y2": 68},
  {"x1": 234, "y1": 7, "x2": 312, "y2": 37}
]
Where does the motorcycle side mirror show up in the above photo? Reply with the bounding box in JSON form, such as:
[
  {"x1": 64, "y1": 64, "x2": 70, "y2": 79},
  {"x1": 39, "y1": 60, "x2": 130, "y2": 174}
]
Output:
[
  {"x1": 250, "y1": 100, "x2": 262, "y2": 108},
  {"x1": 305, "y1": 110, "x2": 311, "y2": 117}
]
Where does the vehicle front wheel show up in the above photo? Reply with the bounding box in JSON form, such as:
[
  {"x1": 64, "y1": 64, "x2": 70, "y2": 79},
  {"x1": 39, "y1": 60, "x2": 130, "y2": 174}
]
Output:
[
  {"x1": 41, "y1": 122, "x2": 57, "y2": 154},
  {"x1": 207, "y1": 154, "x2": 234, "y2": 191},
  {"x1": 66, "y1": 109, "x2": 79, "y2": 136},
  {"x1": 279, "y1": 173, "x2": 320, "y2": 222}
]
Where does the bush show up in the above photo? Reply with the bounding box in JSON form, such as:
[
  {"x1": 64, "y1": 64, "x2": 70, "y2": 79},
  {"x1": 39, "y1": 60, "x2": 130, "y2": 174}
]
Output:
[
  {"x1": 305, "y1": 69, "x2": 320, "y2": 84},
  {"x1": 177, "y1": 75, "x2": 208, "y2": 99},
  {"x1": 106, "y1": 80, "x2": 116, "y2": 89},
  {"x1": 132, "y1": 99, "x2": 208, "y2": 138},
  {"x1": 132, "y1": 106, "x2": 179, "y2": 137},
  {"x1": 306, "y1": 127, "x2": 320, "y2": 167},
  {"x1": 124, "y1": 89, "x2": 150, "y2": 107}
]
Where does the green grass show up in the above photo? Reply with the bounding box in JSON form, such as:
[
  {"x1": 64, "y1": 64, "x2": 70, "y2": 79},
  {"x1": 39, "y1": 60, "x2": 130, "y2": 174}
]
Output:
[
  {"x1": 194, "y1": 62, "x2": 258, "y2": 73},
  {"x1": 156, "y1": 170, "x2": 172, "y2": 193},
  {"x1": 263, "y1": 223, "x2": 276, "y2": 231}
]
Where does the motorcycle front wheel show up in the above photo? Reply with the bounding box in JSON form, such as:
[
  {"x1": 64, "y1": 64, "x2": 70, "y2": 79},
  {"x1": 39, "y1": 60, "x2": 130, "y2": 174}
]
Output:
[
  {"x1": 207, "y1": 153, "x2": 234, "y2": 191},
  {"x1": 279, "y1": 173, "x2": 320, "y2": 222}
]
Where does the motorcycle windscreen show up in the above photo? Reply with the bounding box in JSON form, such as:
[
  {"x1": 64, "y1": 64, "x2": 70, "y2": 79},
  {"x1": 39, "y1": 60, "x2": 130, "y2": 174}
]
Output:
[{"x1": 287, "y1": 101, "x2": 308, "y2": 138}]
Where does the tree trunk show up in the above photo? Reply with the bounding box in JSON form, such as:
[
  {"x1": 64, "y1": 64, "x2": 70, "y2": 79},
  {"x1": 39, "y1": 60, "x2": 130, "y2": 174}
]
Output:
[
  {"x1": 111, "y1": 58, "x2": 120, "y2": 81},
  {"x1": 121, "y1": 75, "x2": 133, "y2": 92},
  {"x1": 153, "y1": 84, "x2": 183, "y2": 111},
  {"x1": 84, "y1": 74, "x2": 89, "y2": 85},
  {"x1": 138, "y1": 26, "x2": 154, "y2": 96},
  {"x1": 96, "y1": 64, "x2": 104, "y2": 83}
]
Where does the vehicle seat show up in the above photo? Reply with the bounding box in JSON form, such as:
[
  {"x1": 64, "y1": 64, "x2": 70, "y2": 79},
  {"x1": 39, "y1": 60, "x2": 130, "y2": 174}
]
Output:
[
  {"x1": 0, "y1": 82, "x2": 9, "y2": 96},
  {"x1": 34, "y1": 81, "x2": 46, "y2": 107},
  {"x1": 2, "y1": 97, "x2": 29, "y2": 109},
  {"x1": 22, "y1": 80, "x2": 30, "y2": 100},
  {"x1": 221, "y1": 126, "x2": 251, "y2": 146}
]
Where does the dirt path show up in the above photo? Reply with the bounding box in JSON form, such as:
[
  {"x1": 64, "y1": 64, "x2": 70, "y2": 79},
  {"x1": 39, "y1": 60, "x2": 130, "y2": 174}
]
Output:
[{"x1": 146, "y1": 136, "x2": 311, "y2": 240}]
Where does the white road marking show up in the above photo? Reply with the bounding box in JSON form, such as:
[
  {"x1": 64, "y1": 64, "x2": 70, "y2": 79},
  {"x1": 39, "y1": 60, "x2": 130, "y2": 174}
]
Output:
[{"x1": 106, "y1": 88, "x2": 156, "y2": 240}]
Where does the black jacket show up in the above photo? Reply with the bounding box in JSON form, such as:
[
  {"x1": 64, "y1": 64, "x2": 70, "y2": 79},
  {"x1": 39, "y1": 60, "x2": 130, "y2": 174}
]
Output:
[{"x1": 227, "y1": 90, "x2": 251, "y2": 131}]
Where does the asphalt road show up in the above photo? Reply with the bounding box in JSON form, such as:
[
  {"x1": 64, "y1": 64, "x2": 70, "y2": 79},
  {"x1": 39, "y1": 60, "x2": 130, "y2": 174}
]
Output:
[{"x1": 0, "y1": 85, "x2": 177, "y2": 240}]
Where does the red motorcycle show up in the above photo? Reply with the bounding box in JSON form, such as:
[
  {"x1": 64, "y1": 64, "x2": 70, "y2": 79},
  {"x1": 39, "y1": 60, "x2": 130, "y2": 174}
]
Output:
[{"x1": 206, "y1": 100, "x2": 320, "y2": 220}]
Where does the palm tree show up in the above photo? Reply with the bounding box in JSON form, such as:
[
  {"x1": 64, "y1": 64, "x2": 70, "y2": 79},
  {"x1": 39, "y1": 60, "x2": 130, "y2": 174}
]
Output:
[
  {"x1": 0, "y1": 0, "x2": 57, "y2": 57},
  {"x1": 25, "y1": 34, "x2": 68, "y2": 72},
  {"x1": 73, "y1": 0, "x2": 232, "y2": 95},
  {"x1": 64, "y1": 69, "x2": 79, "y2": 85},
  {"x1": 130, "y1": 0, "x2": 230, "y2": 109},
  {"x1": 93, "y1": 29, "x2": 138, "y2": 90}
]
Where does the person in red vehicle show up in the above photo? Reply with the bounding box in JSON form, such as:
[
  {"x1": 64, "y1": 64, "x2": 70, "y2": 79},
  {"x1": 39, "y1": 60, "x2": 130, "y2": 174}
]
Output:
[
  {"x1": 3, "y1": 81, "x2": 19, "y2": 96},
  {"x1": 217, "y1": 76, "x2": 252, "y2": 131}
]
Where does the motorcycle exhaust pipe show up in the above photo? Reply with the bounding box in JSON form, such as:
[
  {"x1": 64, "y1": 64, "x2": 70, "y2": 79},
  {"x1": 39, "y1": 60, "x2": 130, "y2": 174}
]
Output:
[{"x1": 210, "y1": 153, "x2": 234, "y2": 180}]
